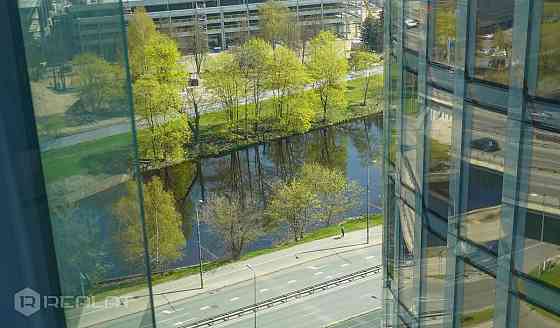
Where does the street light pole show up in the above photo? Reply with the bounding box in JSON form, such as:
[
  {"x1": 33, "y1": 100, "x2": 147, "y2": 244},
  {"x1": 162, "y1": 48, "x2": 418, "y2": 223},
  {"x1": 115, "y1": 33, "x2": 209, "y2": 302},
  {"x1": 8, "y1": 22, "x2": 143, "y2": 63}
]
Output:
[
  {"x1": 196, "y1": 200, "x2": 204, "y2": 289},
  {"x1": 246, "y1": 264, "x2": 257, "y2": 328}
]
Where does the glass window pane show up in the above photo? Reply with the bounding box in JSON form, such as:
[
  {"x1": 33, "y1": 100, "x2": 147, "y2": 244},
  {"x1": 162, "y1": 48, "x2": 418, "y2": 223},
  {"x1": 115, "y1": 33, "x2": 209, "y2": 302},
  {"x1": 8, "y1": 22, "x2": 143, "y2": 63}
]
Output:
[
  {"x1": 420, "y1": 230, "x2": 447, "y2": 322},
  {"x1": 517, "y1": 296, "x2": 560, "y2": 327},
  {"x1": 404, "y1": 0, "x2": 426, "y2": 53},
  {"x1": 460, "y1": 107, "x2": 506, "y2": 248},
  {"x1": 458, "y1": 261, "x2": 496, "y2": 327},
  {"x1": 536, "y1": 0, "x2": 560, "y2": 100},
  {"x1": 431, "y1": 0, "x2": 456, "y2": 66},
  {"x1": 17, "y1": 1, "x2": 155, "y2": 327},
  {"x1": 398, "y1": 201, "x2": 416, "y2": 314},
  {"x1": 425, "y1": 89, "x2": 453, "y2": 219},
  {"x1": 473, "y1": 1, "x2": 514, "y2": 85},
  {"x1": 402, "y1": 71, "x2": 419, "y2": 191},
  {"x1": 515, "y1": 121, "x2": 560, "y2": 287}
]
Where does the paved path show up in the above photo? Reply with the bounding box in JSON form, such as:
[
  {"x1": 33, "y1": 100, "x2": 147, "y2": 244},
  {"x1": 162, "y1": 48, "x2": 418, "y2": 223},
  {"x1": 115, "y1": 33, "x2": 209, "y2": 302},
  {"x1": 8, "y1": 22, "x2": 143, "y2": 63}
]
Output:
[{"x1": 68, "y1": 227, "x2": 383, "y2": 328}]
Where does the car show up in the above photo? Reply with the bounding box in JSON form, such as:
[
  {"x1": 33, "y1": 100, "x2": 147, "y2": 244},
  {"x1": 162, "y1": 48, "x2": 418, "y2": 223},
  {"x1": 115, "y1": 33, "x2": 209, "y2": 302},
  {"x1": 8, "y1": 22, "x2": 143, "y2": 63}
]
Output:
[
  {"x1": 531, "y1": 111, "x2": 553, "y2": 121},
  {"x1": 480, "y1": 33, "x2": 495, "y2": 40},
  {"x1": 479, "y1": 47, "x2": 494, "y2": 56},
  {"x1": 470, "y1": 137, "x2": 500, "y2": 152},
  {"x1": 405, "y1": 18, "x2": 419, "y2": 28}
]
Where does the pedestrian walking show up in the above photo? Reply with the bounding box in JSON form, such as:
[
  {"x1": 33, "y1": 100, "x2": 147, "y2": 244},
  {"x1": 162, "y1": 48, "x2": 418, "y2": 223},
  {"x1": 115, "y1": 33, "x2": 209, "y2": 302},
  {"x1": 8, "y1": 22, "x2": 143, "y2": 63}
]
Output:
[{"x1": 340, "y1": 224, "x2": 345, "y2": 238}]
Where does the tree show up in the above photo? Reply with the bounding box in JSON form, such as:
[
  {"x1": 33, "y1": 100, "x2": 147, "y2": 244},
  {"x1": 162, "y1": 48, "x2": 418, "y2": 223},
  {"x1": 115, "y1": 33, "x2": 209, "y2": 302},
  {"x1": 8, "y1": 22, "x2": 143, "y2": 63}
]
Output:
[
  {"x1": 236, "y1": 39, "x2": 273, "y2": 131},
  {"x1": 49, "y1": 200, "x2": 109, "y2": 296},
  {"x1": 350, "y1": 49, "x2": 382, "y2": 105},
  {"x1": 299, "y1": 17, "x2": 323, "y2": 64},
  {"x1": 189, "y1": 11, "x2": 209, "y2": 75},
  {"x1": 278, "y1": 93, "x2": 316, "y2": 133},
  {"x1": 134, "y1": 34, "x2": 190, "y2": 163},
  {"x1": 205, "y1": 52, "x2": 245, "y2": 125},
  {"x1": 113, "y1": 177, "x2": 185, "y2": 271},
  {"x1": 268, "y1": 46, "x2": 308, "y2": 118},
  {"x1": 258, "y1": 0, "x2": 298, "y2": 49},
  {"x1": 300, "y1": 164, "x2": 362, "y2": 225},
  {"x1": 127, "y1": 7, "x2": 158, "y2": 81},
  {"x1": 361, "y1": 15, "x2": 384, "y2": 53},
  {"x1": 72, "y1": 53, "x2": 125, "y2": 115},
  {"x1": 306, "y1": 31, "x2": 348, "y2": 121},
  {"x1": 184, "y1": 80, "x2": 210, "y2": 155},
  {"x1": 266, "y1": 179, "x2": 319, "y2": 241},
  {"x1": 202, "y1": 194, "x2": 264, "y2": 260}
]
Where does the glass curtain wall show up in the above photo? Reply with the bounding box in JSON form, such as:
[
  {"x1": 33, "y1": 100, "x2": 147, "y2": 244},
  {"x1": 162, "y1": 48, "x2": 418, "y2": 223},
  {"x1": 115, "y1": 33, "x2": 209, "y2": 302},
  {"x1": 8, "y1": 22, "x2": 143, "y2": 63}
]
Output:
[
  {"x1": 17, "y1": 1, "x2": 156, "y2": 327},
  {"x1": 383, "y1": 0, "x2": 560, "y2": 327}
]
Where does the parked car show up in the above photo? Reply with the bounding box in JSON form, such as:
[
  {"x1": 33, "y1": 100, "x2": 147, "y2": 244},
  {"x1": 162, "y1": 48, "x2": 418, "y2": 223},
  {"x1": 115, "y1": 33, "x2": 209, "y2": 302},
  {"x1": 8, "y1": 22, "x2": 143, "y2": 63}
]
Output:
[
  {"x1": 470, "y1": 137, "x2": 500, "y2": 152},
  {"x1": 405, "y1": 18, "x2": 419, "y2": 28}
]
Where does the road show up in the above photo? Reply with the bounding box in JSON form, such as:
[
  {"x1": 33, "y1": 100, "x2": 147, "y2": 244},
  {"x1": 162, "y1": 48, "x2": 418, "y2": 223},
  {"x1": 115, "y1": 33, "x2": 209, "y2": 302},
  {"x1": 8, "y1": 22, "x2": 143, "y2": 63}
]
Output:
[
  {"x1": 206, "y1": 275, "x2": 382, "y2": 328},
  {"x1": 42, "y1": 67, "x2": 383, "y2": 152},
  {"x1": 88, "y1": 244, "x2": 383, "y2": 328}
]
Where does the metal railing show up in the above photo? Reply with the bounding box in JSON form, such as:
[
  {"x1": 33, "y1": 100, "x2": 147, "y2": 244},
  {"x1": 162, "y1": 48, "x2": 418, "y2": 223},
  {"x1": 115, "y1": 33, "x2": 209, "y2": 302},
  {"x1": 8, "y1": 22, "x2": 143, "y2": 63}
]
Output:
[{"x1": 180, "y1": 265, "x2": 382, "y2": 328}]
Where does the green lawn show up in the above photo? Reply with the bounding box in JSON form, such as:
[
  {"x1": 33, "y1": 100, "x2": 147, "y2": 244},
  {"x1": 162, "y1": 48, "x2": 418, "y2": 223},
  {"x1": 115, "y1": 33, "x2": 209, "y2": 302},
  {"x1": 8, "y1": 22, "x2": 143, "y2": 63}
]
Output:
[
  {"x1": 42, "y1": 133, "x2": 133, "y2": 182},
  {"x1": 89, "y1": 214, "x2": 383, "y2": 302},
  {"x1": 461, "y1": 307, "x2": 495, "y2": 327}
]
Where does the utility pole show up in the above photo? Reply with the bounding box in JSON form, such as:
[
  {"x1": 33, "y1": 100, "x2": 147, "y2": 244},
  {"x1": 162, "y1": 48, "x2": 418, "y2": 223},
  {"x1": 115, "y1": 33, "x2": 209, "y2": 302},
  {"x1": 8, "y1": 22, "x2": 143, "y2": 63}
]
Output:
[
  {"x1": 246, "y1": 264, "x2": 257, "y2": 328},
  {"x1": 196, "y1": 200, "x2": 204, "y2": 288}
]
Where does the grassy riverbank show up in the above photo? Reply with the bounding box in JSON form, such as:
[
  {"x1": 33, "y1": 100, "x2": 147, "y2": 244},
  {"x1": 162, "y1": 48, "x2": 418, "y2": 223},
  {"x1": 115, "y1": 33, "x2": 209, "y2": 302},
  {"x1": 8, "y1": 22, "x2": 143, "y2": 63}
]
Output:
[
  {"x1": 89, "y1": 214, "x2": 383, "y2": 302},
  {"x1": 42, "y1": 76, "x2": 383, "y2": 183}
]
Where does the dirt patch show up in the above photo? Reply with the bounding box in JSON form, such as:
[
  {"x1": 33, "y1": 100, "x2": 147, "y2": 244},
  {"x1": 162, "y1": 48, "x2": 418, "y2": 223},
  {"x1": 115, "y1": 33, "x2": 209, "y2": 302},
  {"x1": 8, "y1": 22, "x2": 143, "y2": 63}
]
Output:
[{"x1": 30, "y1": 80, "x2": 79, "y2": 117}]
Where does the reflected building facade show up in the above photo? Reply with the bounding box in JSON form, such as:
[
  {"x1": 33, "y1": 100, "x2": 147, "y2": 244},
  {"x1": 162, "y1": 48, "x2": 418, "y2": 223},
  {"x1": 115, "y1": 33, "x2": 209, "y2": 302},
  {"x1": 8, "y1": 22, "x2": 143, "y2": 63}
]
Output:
[{"x1": 383, "y1": 0, "x2": 560, "y2": 327}]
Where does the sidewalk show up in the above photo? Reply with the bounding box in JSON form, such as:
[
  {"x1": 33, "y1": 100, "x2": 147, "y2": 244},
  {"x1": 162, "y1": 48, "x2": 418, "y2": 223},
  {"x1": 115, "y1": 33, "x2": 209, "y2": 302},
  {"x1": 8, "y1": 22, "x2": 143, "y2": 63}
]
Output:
[{"x1": 70, "y1": 226, "x2": 383, "y2": 327}]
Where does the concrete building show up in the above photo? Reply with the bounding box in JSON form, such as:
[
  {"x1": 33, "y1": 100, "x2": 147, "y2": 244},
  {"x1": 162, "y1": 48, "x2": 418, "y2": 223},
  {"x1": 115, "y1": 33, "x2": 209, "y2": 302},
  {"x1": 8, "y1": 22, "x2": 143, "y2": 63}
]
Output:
[{"x1": 53, "y1": 0, "x2": 363, "y2": 57}]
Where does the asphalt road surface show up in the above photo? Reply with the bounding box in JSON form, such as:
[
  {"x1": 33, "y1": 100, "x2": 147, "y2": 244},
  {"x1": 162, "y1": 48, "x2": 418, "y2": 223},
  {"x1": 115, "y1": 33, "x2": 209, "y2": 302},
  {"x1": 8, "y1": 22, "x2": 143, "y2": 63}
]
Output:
[{"x1": 91, "y1": 245, "x2": 382, "y2": 328}]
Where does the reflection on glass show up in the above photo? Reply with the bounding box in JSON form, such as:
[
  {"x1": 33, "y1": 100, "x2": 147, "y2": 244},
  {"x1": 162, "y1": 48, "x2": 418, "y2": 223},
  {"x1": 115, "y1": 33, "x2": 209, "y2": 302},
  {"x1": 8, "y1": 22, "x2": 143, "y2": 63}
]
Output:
[
  {"x1": 404, "y1": 0, "x2": 426, "y2": 53},
  {"x1": 431, "y1": 0, "x2": 456, "y2": 66},
  {"x1": 18, "y1": 1, "x2": 155, "y2": 327},
  {"x1": 398, "y1": 202, "x2": 416, "y2": 314},
  {"x1": 517, "y1": 297, "x2": 560, "y2": 327},
  {"x1": 473, "y1": 1, "x2": 514, "y2": 85},
  {"x1": 536, "y1": 0, "x2": 560, "y2": 100},
  {"x1": 460, "y1": 107, "x2": 506, "y2": 247},
  {"x1": 402, "y1": 72, "x2": 419, "y2": 190},
  {"x1": 516, "y1": 121, "x2": 560, "y2": 288},
  {"x1": 425, "y1": 91, "x2": 453, "y2": 219},
  {"x1": 420, "y1": 230, "x2": 447, "y2": 324},
  {"x1": 458, "y1": 262, "x2": 496, "y2": 327}
]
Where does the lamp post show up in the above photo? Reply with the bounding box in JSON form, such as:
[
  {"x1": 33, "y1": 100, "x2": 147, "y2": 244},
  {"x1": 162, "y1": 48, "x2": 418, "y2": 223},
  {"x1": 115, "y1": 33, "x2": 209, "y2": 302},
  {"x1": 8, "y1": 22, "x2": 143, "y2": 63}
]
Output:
[
  {"x1": 196, "y1": 199, "x2": 204, "y2": 288},
  {"x1": 246, "y1": 264, "x2": 257, "y2": 328}
]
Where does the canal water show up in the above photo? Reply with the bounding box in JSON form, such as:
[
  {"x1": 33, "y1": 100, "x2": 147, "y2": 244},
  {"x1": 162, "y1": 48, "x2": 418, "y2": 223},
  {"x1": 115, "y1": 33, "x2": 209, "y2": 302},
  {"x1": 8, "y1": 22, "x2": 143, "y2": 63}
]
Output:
[{"x1": 79, "y1": 114, "x2": 384, "y2": 278}]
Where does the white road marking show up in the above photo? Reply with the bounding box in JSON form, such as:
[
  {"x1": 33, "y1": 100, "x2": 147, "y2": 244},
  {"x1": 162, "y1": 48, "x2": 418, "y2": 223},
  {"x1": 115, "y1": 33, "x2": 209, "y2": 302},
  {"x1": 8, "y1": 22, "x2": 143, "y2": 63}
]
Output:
[
  {"x1": 325, "y1": 275, "x2": 333, "y2": 280},
  {"x1": 314, "y1": 271, "x2": 324, "y2": 276},
  {"x1": 307, "y1": 265, "x2": 324, "y2": 270},
  {"x1": 366, "y1": 256, "x2": 375, "y2": 260},
  {"x1": 287, "y1": 280, "x2": 297, "y2": 284},
  {"x1": 259, "y1": 288, "x2": 269, "y2": 293},
  {"x1": 230, "y1": 297, "x2": 240, "y2": 302},
  {"x1": 341, "y1": 263, "x2": 350, "y2": 267},
  {"x1": 174, "y1": 318, "x2": 196, "y2": 326},
  {"x1": 200, "y1": 306, "x2": 211, "y2": 311},
  {"x1": 162, "y1": 310, "x2": 174, "y2": 314}
]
